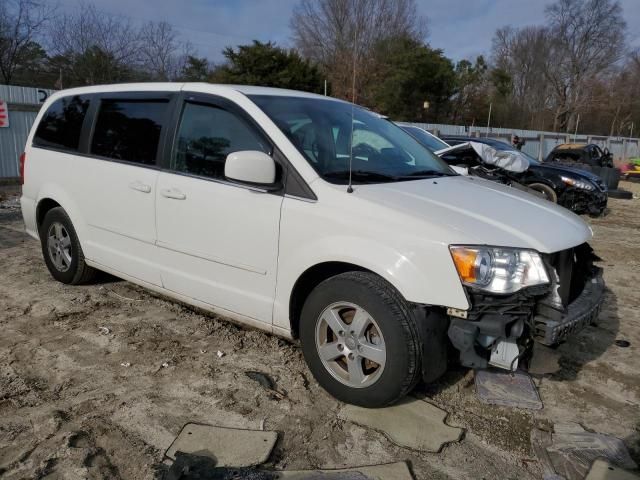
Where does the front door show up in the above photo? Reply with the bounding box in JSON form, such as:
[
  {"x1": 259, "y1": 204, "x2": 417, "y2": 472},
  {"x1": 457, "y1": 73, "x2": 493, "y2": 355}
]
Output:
[{"x1": 154, "y1": 95, "x2": 283, "y2": 324}]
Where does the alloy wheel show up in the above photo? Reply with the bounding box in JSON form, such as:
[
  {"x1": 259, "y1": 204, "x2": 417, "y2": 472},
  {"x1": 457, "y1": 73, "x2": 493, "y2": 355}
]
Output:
[
  {"x1": 47, "y1": 222, "x2": 72, "y2": 272},
  {"x1": 315, "y1": 302, "x2": 386, "y2": 388}
]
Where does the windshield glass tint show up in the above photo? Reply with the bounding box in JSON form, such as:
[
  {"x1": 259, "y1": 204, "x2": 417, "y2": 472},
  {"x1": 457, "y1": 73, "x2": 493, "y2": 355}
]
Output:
[
  {"x1": 401, "y1": 126, "x2": 450, "y2": 152},
  {"x1": 249, "y1": 95, "x2": 454, "y2": 183}
]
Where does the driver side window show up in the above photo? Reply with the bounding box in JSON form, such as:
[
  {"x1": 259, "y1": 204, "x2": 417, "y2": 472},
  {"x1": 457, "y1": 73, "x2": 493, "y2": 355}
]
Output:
[{"x1": 173, "y1": 101, "x2": 270, "y2": 180}]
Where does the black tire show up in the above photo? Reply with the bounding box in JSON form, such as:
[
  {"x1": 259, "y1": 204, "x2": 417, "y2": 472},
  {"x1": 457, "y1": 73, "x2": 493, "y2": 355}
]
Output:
[
  {"x1": 299, "y1": 271, "x2": 422, "y2": 407},
  {"x1": 528, "y1": 182, "x2": 558, "y2": 203},
  {"x1": 39, "y1": 207, "x2": 97, "y2": 284}
]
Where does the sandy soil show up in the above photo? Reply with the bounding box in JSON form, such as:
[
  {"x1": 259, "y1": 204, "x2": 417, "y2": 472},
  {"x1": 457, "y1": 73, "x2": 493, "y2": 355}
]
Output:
[{"x1": 0, "y1": 183, "x2": 638, "y2": 479}]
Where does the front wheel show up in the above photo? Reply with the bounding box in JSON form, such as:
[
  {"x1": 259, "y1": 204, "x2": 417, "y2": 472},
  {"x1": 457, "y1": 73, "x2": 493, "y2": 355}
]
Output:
[
  {"x1": 528, "y1": 182, "x2": 558, "y2": 203},
  {"x1": 299, "y1": 272, "x2": 422, "y2": 407}
]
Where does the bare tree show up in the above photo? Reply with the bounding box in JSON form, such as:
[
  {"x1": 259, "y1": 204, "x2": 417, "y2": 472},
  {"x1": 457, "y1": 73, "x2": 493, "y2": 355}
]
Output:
[
  {"x1": 492, "y1": 26, "x2": 556, "y2": 129},
  {"x1": 48, "y1": 3, "x2": 141, "y2": 85},
  {"x1": 0, "y1": 0, "x2": 54, "y2": 84},
  {"x1": 139, "y1": 21, "x2": 182, "y2": 81},
  {"x1": 290, "y1": 0, "x2": 427, "y2": 101},
  {"x1": 544, "y1": 0, "x2": 626, "y2": 131}
]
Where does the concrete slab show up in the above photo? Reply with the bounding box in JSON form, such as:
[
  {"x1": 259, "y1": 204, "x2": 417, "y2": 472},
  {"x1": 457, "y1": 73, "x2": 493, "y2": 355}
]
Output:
[
  {"x1": 276, "y1": 461, "x2": 413, "y2": 479},
  {"x1": 338, "y1": 398, "x2": 462, "y2": 452},
  {"x1": 585, "y1": 459, "x2": 640, "y2": 480},
  {"x1": 165, "y1": 423, "x2": 278, "y2": 467}
]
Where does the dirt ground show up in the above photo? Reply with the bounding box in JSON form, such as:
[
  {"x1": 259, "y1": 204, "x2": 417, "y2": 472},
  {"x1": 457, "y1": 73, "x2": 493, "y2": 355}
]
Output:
[{"x1": 1, "y1": 182, "x2": 639, "y2": 480}]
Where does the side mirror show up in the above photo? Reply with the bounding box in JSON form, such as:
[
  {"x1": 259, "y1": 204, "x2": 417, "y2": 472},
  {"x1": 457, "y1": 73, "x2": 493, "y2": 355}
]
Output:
[{"x1": 225, "y1": 151, "x2": 276, "y2": 186}]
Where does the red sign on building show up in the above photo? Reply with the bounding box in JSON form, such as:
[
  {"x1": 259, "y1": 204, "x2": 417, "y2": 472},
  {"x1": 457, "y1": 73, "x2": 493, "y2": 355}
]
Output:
[{"x1": 0, "y1": 100, "x2": 9, "y2": 128}]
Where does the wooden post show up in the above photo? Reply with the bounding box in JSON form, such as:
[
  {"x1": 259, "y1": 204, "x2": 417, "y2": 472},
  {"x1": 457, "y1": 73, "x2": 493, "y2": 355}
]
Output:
[{"x1": 538, "y1": 133, "x2": 545, "y2": 162}]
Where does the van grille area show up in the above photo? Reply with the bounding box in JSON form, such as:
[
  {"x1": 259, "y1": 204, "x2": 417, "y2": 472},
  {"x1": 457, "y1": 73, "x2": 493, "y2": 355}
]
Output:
[{"x1": 533, "y1": 243, "x2": 605, "y2": 345}]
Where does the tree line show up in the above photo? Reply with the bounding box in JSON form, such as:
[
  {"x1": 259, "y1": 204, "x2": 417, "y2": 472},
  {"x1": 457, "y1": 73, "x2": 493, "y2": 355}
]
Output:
[{"x1": 1, "y1": 0, "x2": 637, "y2": 137}]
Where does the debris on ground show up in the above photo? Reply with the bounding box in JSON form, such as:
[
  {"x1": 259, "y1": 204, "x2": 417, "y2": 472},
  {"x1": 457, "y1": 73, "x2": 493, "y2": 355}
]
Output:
[
  {"x1": 216, "y1": 350, "x2": 225, "y2": 358},
  {"x1": 246, "y1": 371, "x2": 288, "y2": 400},
  {"x1": 120, "y1": 362, "x2": 131, "y2": 367},
  {"x1": 165, "y1": 423, "x2": 278, "y2": 466},
  {"x1": 338, "y1": 397, "x2": 463, "y2": 452},
  {"x1": 98, "y1": 326, "x2": 111, "y2": 335},
  {"x1": 532, "y1": 423, "x2": 638, "y2": 480},
  {"x1": 276, "y1": 462, "x2": 414, "y2": 479},
  {"x1": 475, "y1": 369, "x2": 543, "y2": 410},
  {"x1": 165, "y1": 453, "x2": 277, "y2": 480},
  {"x1": 163, "y1": 453, "x2": 413, "y2": 480}
]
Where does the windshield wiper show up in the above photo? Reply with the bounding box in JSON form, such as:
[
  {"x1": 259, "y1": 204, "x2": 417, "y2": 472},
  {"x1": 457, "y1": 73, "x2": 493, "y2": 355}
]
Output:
[{"x1": 323, "y1": 170, "x2": 400, "y2": 182}]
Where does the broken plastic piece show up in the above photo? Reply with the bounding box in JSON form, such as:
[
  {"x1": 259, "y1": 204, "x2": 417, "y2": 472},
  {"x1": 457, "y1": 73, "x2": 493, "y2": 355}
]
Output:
[
  {"x1": 489, "y1": 339, "x2": 520, "y2": 370},
  {"x1": 546, "y1": 422, "x2": 638, "y2": 480}
]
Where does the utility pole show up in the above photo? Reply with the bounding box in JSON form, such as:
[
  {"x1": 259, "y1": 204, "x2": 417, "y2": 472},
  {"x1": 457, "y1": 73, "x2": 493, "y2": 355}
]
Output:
[{"x1": 485, "y1": 103, "x2": 492, "y2": 137}]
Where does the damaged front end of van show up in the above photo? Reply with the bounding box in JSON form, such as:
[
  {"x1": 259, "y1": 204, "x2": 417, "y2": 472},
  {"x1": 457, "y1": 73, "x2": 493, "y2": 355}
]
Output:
[{"x1": 446, "y1": 243, "x2": 604, "y2": 372}]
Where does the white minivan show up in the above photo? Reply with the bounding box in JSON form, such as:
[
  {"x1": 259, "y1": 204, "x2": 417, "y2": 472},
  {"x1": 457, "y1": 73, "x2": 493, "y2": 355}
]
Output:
[{"x1": 20, "y1": 83, "x2": 604, "y2": 407}]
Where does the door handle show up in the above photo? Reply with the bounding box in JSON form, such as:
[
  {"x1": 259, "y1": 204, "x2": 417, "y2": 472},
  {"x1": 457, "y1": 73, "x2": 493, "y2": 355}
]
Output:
[
  {"x1": 129, "y1": 181, "x2": 151, "y2": 193},
  {"x1": 160, "y1": 188, "x2": 186, "y2": 200}
]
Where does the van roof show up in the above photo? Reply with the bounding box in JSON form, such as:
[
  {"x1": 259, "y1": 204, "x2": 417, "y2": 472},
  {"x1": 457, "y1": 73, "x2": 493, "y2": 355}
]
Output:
[{"x1": 47, "y1": 82, "x2": 338, "y2": 101}]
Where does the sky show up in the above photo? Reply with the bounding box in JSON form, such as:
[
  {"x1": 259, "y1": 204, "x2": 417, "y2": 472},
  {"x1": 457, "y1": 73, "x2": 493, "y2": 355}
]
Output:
[{"x1": 53, "y1": 0, "x2": 640, "y2": 64}]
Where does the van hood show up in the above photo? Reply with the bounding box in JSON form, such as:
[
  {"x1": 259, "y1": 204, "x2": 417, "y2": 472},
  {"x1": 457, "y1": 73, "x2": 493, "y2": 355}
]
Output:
[{"x1": 355, "y1": 175, "x2": 592, "y2": 253}]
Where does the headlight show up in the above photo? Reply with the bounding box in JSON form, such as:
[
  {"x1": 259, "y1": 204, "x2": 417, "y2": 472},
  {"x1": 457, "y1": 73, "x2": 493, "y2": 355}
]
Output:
[
  {"x1": 449, "y1": 246, "x2": 549, "y2": 294},
  {"x1": 561, "y1": 176, "x2": 594, "y2": 191}
]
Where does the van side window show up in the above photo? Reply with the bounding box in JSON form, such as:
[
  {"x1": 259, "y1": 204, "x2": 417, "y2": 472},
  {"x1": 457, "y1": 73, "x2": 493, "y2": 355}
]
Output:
[
  {"x1": 173, "y1": 102, "x2": 269, "y2": 179},
  {"x1": 33, "y1": 95, "x2": 90, "y2": 151},
  {"x1": 91, "y1": 100, "x2": 168, "y2": 165}
]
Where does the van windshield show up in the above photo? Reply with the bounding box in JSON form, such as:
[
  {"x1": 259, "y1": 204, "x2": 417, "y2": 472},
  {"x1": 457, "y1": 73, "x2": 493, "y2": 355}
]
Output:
[{"x1": 249, "y1": 95, "x2": 455, "y2": 184}]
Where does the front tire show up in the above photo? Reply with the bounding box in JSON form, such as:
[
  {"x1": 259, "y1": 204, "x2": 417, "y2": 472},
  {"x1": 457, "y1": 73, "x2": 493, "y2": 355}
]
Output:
[
  {"x1": 39, "y1": 207, "x2": 97, "y2": 284},
  {"x1": 300, "y1": 272, "x2": 421, "y2": 407},
  {"x1": 528, "y1": 182, "x2": 558, "y2": 203}
]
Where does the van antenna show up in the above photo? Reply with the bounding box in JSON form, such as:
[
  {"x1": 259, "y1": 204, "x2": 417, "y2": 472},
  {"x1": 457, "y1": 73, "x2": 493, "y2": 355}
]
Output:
[{"x1": 347, "y1": 27, "x2": 357, "y2": 194}]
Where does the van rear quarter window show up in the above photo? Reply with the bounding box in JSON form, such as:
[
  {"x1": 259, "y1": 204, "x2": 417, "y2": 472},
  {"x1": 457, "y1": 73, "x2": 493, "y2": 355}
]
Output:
[
  {"x1": 33, "y1": 95, "x2": 90, "y2": 151},
  {"x1": 91, "y1": 99, "x2": 168, "y2": 165}
]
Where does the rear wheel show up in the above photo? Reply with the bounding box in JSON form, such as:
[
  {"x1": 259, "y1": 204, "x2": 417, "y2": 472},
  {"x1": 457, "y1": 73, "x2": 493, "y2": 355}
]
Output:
[
  {"x1": 528, "y1": 182, "x2": 558, "y2": 203},
  {"x1": 299, "y1": 272, "x2": 421, "y2": 407},
  {"x1": 40, "y1": 207, "x2": 97, "y2": 284}
]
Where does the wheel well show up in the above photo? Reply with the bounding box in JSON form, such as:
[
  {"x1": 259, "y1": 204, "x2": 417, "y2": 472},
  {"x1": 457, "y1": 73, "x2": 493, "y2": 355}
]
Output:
[
  {"x1": 289, "y1": 261, "x2": 369, "y2": 338},
  {"x1": 36, "y1": 198, "x2": 61, "y2": 229}
]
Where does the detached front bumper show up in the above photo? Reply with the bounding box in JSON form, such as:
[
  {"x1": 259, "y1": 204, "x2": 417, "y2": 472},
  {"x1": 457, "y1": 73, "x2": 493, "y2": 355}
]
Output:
[{"x1": 533, "y1": 267, "x2": 605, "y2": 345}]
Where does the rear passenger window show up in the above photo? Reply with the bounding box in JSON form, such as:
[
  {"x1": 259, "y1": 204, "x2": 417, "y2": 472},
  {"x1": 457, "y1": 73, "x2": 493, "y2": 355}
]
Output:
[
  {"x1": 173, "y1": 102, "x2": 269, "y2": 179},
  {"x1": 33, "y1": 95, "x2": 90, "y2": 151},
  {"x1": 91, "y1": 100, "x2": 168, "y2": 165}
]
